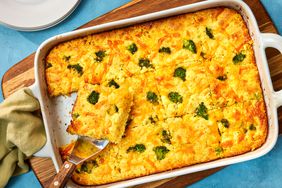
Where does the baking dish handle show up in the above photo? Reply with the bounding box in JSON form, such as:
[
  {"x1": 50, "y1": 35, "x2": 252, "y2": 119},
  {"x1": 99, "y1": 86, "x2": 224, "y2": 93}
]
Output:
[{"x1": 262, "y1": 33, "x2": 282, "y2": 107}]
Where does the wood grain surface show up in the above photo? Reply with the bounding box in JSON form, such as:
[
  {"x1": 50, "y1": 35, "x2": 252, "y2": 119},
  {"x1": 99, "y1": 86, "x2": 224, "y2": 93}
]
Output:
[
  {"x1": 2, "y1": 0, "x2": 282, "y2": 187},
  {"x1": 49, "y1": 161, "x2": 76, "y2": 188}
]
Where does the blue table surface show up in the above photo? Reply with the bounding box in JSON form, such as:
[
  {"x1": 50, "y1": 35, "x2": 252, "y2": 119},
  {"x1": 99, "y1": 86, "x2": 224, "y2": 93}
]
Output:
[{"x1": 1, "y1": 0, "x2": 281, "y2": 187}]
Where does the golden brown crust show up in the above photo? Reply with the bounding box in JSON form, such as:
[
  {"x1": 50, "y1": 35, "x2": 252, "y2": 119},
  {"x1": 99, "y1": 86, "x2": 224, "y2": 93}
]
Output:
[{"x1": 52, "y1": 7, "x2": 268, "y2": 185}]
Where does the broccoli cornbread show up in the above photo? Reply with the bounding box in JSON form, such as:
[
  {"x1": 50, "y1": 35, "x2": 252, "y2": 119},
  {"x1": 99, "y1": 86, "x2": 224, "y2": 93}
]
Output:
[
  {"x1": 47, "y1": 7, "x2": 268, "y2": 186},
  {"x1": 67, "y1": 81, "x2": 133, "y2": 143}
]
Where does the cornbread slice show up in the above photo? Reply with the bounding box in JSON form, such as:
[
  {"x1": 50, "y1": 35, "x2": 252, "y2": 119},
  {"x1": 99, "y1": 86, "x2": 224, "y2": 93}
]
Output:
[
  {"x1": 128, "y1": 73, "x2": 166, "y2": 124},
  {"x1": 206, "y1": 44, "x2": 262, "y2": 108},
  {"x1": 45, "y1": 40, "x2": 87, "y2": 96},
  {"x1": 155, "y1": 63, "x2": 213, "y2": 118},
  {"x1": 67, "y1": 82, "x2": 133, "y2": 143},
  {"x1": 217, "y1": 99, "x2": 267, "y2": 157},
  {"x1": 45, "y1": 35, "x2": 110, "y2": 96},
  {"x1": 82, "y1": 49, "x2": 113, "y2": 85}
]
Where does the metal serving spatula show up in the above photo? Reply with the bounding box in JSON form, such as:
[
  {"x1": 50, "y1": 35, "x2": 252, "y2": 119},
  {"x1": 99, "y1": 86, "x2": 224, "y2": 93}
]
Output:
[{"x1": 49, "y1": 136, "x2": 109, "y2": 188}]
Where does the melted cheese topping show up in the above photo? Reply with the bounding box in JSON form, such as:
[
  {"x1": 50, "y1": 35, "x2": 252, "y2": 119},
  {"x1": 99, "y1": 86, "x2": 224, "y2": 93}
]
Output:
[{"x1": 49, "y1": 7, "x2": 267, "y2": 185}]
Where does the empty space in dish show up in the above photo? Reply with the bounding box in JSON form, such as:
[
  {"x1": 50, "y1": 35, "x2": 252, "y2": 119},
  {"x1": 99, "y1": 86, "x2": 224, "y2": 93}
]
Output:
[{"x1": 49, "y1": 93, "x2": 78, "y2": 149}]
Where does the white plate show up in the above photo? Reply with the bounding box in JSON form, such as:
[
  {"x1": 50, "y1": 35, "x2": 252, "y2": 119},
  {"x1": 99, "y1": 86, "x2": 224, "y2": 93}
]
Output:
[{"x1": 0, "y1": 0, "x2": 81, "y2": 31}]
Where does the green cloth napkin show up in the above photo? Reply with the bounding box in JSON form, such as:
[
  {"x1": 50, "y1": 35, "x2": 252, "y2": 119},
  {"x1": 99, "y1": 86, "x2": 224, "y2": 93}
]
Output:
[{"x1": 0, "y1": 88, "x2": 46, "y2": 188}]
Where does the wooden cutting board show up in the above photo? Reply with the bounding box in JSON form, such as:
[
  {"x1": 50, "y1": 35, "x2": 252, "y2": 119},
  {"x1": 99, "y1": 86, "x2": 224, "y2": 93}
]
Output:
[{"x1": 2, "y1": 0, "x2": 282, "y2": 187}]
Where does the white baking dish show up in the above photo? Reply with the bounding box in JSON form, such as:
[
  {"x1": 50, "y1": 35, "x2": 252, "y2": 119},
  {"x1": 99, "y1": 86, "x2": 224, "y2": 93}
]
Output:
[{"x1": 30, "y1": 0, "x2": 282, "y2": 187}]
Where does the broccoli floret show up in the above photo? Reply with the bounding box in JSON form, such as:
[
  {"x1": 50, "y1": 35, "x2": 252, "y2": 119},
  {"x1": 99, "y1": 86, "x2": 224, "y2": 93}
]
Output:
[
  {"x1": 67, "y1": 64, "x2": 83, "y2": 76},
  {"x1": 127, "y1": 144, "x2": 146, "y2": 153},
  {"x1": 94, "y1": 50, "x2": 106, "y2": 62},
  {"x1": 220, "y1": 119, "x2": 229, "y2": 128},
  {"x1": 183, "y1": 39, "x2": 197, "y2": 53},
  {"x1": 195, "y1": 102, "x2": 208, "y2": 120},
  {"x1": 75, "y1": 168, "x2": 81, "y2": 174},
  {"x1": 147, "y1": 91, "x2": 158, "y2": 104},
  {"x1": 159, "y1": 47, "x2": 171, "y2": 54},
  {"x1": 139, "y1": 58, "x2": 153, "y2": 68},
  {"x1": 233, "y1": 52, "x2": 246, "y2": 64},
  {"x1": 200, "y1": 52, "x2": 206, "y2": 59},
  {"x1": 217, "y1": 74, "x2": 227, "y2": 81},
  {"x1": 127, "y1": 43, "x2": 138, "y2": 54},
  {"x1": 87, "y1": 91, "x2": 100, "y2": 105},
  {"x1": 249, "y1": 124, "x2": 256, "y2": 131},
  {"x1": 254, "y1": 92, "x2": 262, "y2": 100},
  {"x1": 174, "y1": 67, "x2": 186, "y2": 81},
  {"x1": 153, "y1": 146, "x2": 170, "y2": 160},
  {"x1": 161, "y1": 130, "x2": 172, "y2": 144},
  {"x1": 206, "y1": 27, "x2": 214, "y2": 39},
  {"x1": 148, "y1": 115, "x2": 158, "y2": 124},
  {"x1": 215, "y1": 146, "x2": 223, "y2": 156},
  {"x1": 168, "y1": 92, "x2": 183, "y2": 103},
  {"x1": 108, "y1": 79, "x2": 120, "y2": 89},
  {"x1": 63, "y1": 55, "x2": 71, "y2": 62},
  {"x1": 72, "y1": 113, "x2": 80, "y2": 120},
  {"x1": 79, "y1": 160, "x2": 98, "y2": 174}
]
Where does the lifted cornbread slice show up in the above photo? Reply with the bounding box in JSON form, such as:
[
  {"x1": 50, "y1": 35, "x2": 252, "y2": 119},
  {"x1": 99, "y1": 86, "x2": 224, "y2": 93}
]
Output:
[{"x1": 67, "y1": 82, "x2": 133, "y2": 143}]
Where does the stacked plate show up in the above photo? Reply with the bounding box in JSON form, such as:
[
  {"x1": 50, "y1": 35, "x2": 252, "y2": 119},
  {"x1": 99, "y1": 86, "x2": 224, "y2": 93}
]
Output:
[{"x1": 0, "y1": 0, "x2": 81, "y2": 31}]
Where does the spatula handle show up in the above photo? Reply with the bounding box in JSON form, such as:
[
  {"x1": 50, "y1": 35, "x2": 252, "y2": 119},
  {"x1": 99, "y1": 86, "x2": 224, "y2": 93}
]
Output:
[{"x1": 49, "y1": 161, "x2": 76, "y2": 188}]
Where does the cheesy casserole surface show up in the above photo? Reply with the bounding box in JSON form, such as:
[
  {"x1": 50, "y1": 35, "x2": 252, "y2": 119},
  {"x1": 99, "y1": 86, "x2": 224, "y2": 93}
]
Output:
[{"x1": 46, "y1": 7, "x2": 268, "y2": 185}]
